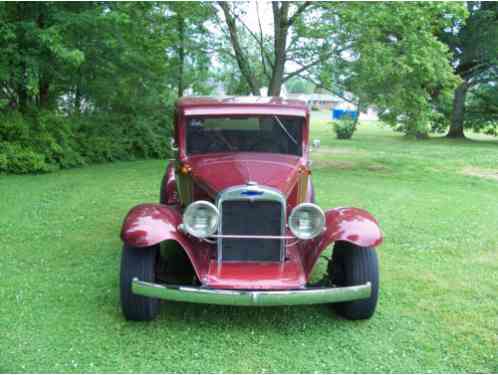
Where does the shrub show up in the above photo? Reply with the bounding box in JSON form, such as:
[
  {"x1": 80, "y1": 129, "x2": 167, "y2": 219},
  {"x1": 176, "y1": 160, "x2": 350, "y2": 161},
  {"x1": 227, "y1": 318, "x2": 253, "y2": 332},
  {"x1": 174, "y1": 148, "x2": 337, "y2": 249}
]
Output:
[
  {"x1": 0, "y1": 142, "x2": 52, "y2": 174},
  {"x1": 332, "y1": 118, "x2": 357, "y2": 139},
  {"x1": 0, "y1": 107, "x2": 173, "y2": 174}
]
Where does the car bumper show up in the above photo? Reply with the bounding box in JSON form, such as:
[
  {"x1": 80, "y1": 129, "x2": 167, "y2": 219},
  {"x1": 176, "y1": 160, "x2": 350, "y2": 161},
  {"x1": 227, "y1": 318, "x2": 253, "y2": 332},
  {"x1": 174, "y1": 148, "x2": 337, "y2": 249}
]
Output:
[{"x1": 132, "y1": 278, "x2": 371, "y2": 306}]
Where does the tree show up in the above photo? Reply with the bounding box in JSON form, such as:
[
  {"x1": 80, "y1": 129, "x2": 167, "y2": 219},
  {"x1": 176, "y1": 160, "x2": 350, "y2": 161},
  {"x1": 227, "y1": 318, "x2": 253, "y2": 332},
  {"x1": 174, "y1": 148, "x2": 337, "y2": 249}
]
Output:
[
  {"x1": 218, "y1": 1, "x2": 340, "y2": 96},
  {"x1": 286, "y1": 77, "x2": 314, "y2": 94},
  {"x1": 438, "y1": 2, "x2": 498, "y2": 138},
  {"x1": 0, "y1": 3, "x2": 86, "y2": 112},
  {"x1": 166, "y1": 3, "x2": 216, "y2": 97},
  {"x1": 216, "y1": 2, "x2": 467, "y2": 139},
  {"x1": 304, "y1": 2, "x2": 466, "y2": 138},
  {"x1": 465, "y1": 84, "x2": 498, "y2": 136},
  {"x1": 0, "y1": 2, "x2": 219, "y2": 173}
]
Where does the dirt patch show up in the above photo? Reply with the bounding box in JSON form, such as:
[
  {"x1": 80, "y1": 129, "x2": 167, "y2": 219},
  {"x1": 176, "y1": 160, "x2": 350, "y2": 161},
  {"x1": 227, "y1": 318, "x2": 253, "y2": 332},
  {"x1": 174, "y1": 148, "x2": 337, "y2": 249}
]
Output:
[
  {"x1": 313, "y1": 158, "x2": 388, "y2": 172},
  {"x1": 366, "y1": 163, "x2": 387, "y2": 171},
  {"x1": 462, "y1": 166, "x2": 498, "y2": 181},
  {"x1": 314, "y1": 159, "x2": 356, "y2": 169}
]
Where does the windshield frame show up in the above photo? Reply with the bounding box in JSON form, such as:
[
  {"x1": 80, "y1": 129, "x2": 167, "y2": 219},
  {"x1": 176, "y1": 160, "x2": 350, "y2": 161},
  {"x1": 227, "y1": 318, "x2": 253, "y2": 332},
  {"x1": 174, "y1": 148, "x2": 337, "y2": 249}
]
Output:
[{"x1": 183, "y1": 114, "x2": 306, "y2": 157}]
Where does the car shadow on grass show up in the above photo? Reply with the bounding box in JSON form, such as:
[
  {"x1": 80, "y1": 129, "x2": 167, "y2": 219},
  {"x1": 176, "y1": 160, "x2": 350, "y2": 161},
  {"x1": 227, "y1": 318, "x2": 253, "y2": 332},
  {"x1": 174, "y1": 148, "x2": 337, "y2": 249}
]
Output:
[{"x1": 150, "y1": 300, "x2": 351, "y2": 330}]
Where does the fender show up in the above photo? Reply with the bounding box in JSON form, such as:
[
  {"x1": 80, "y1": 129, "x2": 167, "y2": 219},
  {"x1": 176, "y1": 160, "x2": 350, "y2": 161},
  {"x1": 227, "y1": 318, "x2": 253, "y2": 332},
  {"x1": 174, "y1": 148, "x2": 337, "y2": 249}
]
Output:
[
  {"x1": 301, "y1": 207, "x2": 383, "y2": 276},
  {"x1": 120, "y1": 203, "x2": 211, "y2": 281}
]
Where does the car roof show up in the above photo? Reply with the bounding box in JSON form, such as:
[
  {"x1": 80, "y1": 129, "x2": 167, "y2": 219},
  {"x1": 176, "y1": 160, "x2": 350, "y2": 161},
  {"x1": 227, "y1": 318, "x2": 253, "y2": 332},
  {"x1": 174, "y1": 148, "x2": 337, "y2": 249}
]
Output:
[{"x1": 176, "y1": 96, "x2": 308, "y2": 117}]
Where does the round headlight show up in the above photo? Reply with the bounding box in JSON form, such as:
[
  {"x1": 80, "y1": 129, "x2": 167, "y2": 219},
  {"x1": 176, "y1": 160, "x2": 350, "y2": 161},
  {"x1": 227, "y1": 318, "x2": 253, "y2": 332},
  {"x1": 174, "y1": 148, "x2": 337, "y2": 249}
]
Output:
[
  {"x1": 289, "y1": 203, "x2": 325, "y2": 240},
  {"x1": 182, "y1": 201, "x2": 219, "y2": 238}
]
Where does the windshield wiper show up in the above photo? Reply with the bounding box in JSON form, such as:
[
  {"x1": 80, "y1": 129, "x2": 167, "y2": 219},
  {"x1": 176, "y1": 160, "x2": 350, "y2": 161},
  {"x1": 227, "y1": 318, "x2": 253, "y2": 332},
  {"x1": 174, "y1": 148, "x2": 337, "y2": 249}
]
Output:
[{"x1": 273, "y1": 115, "x2": 298, "y2": 145}]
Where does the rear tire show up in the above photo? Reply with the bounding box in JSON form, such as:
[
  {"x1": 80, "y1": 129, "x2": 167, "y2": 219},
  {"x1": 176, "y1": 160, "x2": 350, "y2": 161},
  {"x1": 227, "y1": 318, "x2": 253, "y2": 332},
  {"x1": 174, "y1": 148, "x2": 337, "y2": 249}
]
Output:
[
  {"x1": 120, "y1": 244, "x2": 160, "y2": 321},
  {"x1": 328, "y1": 241, "x2": 379, "y2": 320},
  {"x1": 159, "y1": 173, "x2": 168, "y2": 204}
]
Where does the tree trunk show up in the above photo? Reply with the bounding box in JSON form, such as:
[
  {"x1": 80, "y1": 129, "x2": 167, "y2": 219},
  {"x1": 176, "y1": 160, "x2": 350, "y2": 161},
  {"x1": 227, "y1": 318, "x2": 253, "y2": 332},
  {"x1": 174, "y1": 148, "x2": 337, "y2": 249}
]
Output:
[
  {"x1": 177, "y1": 15, "x2": 185, "y2": 97},
  {"x1": 268, "y1": 2, "x2": 289, "y2": 96},
  {"x1": 405, "y1": 126, "x2": 429, "y2": 140},
  {"x1": 16, "y1": 3, "x2": 28, "y2": 113},
  {"x1": 447, "y1": 83, "x2": 467, "y2": 138},
  {"x1": 219, "y1": 2, "x2": 260, "y2": 95},
  {"x1": 415, "y1": 131, "x2": 429, "y2": 140},
  {"x1": 74, "y1": 67, "x2": 82, "y2": 114},
  {"x1": 37, "y1": 7, "x2": 51, "y2": 109},
  {"x1": 38, "y1": 75, "x2": 50, "y2": 108},
  {"x1": 18, "y1": 61, "x2": 28, "y2": 113},
  {"x1": 353, "y1": 100, "x2": 361, "y2": 130}
]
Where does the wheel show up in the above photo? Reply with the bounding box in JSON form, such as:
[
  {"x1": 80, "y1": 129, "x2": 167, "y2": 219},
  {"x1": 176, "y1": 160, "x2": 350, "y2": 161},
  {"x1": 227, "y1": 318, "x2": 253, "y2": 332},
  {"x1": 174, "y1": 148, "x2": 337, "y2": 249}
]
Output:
[
  {"x1": 120, "y1": 244, "x2": 160, "y2": 321},
  {"x1": 159, "y1": 173, "x2": 168, "y2": 204},
  {"x1": 328, "y1": 241, "x2": 379, "y2": 320}
]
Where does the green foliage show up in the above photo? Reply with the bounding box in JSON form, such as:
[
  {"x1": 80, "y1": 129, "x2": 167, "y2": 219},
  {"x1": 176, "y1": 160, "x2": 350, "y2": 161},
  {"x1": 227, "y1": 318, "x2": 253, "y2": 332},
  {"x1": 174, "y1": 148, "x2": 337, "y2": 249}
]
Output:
[
  {"x1": 466, "y1": 84, "x2": 498, "y2": 135},
  {"x1": 286, "y1": 77, "x2": 315, "y2": 94},
  {"x1": 0, "y1": 142, "x2": 49, "y2": 174},
  {"x1": 306, "y1": 2, "x2": 467, "y2": 137},
  {"x1": 0, "y1": 2, "x2": 215, "y2": 174},
  {"x1": 438, "y1": 2, "x2": 498, "y2": 135},
  {"x1": 0, "y1": 109, "x2": 171, "y2": 174},
  {"x1": 331, "y1": 118, "x2": 356, "y2": 139}
]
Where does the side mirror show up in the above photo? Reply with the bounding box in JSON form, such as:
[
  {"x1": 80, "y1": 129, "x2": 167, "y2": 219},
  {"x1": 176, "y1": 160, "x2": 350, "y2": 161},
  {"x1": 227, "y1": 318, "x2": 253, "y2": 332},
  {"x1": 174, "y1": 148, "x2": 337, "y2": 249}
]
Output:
[
  {"x1": 169, "y1": 137, "x2": 178, "y2": 152},
  {"x1": 311, "y1": 139, "x2": 321, "y2": 150}
]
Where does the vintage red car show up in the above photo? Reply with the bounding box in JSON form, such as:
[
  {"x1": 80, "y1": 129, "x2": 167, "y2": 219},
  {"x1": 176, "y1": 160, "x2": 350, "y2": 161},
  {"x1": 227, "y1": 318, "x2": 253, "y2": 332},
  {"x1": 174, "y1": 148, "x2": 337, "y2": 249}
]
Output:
[{"x1": 120, "y1": 96, "x2": 383, "y2": 321}]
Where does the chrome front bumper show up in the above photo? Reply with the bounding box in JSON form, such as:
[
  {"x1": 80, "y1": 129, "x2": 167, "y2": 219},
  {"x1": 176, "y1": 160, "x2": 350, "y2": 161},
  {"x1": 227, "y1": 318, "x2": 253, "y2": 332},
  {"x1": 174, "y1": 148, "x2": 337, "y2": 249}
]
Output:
[{"x1": 132, "y1": 278, "x2": 371, "y2": 306}]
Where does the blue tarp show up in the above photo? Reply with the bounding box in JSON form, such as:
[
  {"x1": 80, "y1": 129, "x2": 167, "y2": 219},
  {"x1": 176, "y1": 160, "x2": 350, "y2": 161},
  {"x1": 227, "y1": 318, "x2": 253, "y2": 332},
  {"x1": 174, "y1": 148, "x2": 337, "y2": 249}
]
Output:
[{"x1": 331, "y1": 109, "x2": 358, "y2": 120}]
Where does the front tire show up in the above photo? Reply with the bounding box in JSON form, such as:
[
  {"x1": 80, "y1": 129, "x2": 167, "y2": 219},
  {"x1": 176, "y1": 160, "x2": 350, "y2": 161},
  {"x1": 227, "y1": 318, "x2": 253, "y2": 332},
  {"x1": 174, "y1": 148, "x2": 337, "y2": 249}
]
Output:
[
  {"x1": 120, "y1": 244, "x2": 160, "y2": 321},
  {"x1": 328, "y1": 241, "x2": 379, "y2": 320}
]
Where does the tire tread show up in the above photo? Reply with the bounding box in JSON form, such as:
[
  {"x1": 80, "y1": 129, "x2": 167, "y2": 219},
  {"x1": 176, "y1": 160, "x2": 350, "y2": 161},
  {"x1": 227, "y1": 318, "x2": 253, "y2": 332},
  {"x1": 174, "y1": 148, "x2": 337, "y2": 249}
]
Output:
[
  {"x1": 330, "y1": 242, "x2": 379, "y2": 320},
  {"x1": 120, "y1": 244, "x2": 160, "y2": 321}
]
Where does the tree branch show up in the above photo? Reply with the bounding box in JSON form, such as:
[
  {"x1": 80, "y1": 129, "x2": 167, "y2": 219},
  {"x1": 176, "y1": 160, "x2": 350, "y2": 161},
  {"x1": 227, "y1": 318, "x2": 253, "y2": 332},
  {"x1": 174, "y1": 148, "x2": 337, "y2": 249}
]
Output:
[
  {"x1": 218, "y1": 1, "x2": 260, "y2": 95},
  {"x1": 255, "y1": 2, "x2": 271, "y2": 79},
  {"x1": 283, "y1": 51, "x2": 336, "y2": 83},
  {"x1": 283, "y1": 43, "x2": 352, "y2": 83},
  {"x1": 297, "y1": 73, "x2": 358, "y2": 104},
  {"x1": 230, "y1": 7, "x2": 274, "y2": 70}
]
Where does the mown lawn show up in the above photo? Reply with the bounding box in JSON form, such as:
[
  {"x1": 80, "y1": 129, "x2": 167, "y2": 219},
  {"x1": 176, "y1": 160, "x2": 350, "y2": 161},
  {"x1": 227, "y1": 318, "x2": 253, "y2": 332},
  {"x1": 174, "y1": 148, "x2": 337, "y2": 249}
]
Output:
[{"x1": 1, "y1": 113, "x2": 497, "y2": 373}]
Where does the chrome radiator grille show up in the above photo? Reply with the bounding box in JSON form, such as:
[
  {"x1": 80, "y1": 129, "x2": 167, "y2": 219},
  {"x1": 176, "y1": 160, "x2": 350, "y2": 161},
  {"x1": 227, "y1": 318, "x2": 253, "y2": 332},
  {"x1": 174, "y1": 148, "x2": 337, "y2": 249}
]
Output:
[{"x1": 217, "y1": 186, "x2": 286, "y2": 262}]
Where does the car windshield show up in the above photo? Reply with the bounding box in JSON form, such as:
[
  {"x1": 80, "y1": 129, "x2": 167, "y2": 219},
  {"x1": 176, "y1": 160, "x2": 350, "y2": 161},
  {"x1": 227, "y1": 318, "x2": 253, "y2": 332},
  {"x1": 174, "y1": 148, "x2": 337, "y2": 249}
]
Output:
[{"x1": 186, "y1": 115, "x2": 303, "y2": 156}]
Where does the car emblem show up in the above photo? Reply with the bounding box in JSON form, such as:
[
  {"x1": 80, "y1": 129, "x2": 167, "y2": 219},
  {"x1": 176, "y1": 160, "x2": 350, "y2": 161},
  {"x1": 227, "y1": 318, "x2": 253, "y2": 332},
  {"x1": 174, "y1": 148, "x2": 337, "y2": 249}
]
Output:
[{"x1": 240, "y1": 190, "x2": 263, "y2": 197}]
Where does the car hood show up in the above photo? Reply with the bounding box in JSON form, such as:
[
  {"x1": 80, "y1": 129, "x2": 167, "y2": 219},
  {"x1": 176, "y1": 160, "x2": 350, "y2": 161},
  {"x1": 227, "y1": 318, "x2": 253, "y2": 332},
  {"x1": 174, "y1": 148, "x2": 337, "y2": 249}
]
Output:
[{"x1": 187, "y1": 153, "x2": 303, "y2": 197}]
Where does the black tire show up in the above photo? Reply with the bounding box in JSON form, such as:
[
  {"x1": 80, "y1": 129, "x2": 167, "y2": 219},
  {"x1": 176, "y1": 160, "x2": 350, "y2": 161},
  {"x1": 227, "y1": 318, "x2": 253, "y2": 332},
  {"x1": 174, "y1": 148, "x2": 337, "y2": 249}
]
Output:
[
  {"x1": 328, "y1": 241, "x2": 379, "y2": 320},
  {"x1": 159, "y1": 173, "x2": 168, "y2": 204},
  {"x1": 120, "y1": 244, "x2": 160, "y2": 321}
]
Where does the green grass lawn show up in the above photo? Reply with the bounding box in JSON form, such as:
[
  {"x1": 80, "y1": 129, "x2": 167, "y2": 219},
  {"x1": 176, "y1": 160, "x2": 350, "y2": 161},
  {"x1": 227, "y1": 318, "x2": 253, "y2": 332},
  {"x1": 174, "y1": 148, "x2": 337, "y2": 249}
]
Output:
[{"x1": 1, "y1": 114, "x2": 497, "y2": 373}]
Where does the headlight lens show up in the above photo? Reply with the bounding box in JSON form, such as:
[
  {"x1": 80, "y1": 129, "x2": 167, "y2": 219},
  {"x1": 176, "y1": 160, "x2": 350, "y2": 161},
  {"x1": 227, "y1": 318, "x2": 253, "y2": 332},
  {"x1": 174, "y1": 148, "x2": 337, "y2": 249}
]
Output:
[
  {"x1": 289, "y1": 203, "x2": 325, "y2": 240},
  {"x1": 182, "y1": 201, "x2": 219, "y2": 238}
]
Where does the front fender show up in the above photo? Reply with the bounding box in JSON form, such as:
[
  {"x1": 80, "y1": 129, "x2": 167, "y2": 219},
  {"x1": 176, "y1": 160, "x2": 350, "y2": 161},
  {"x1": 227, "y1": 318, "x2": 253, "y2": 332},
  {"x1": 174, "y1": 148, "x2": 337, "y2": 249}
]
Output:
[
  {"x1": 120, "y1": 203, "x2": 211, "y2": 281},
  {"x1": 301, "y1": 207, "x2": 383, "y2": 276},
  {"x1": 121, "y1": 203, "x2": 183, "y2": 247}
]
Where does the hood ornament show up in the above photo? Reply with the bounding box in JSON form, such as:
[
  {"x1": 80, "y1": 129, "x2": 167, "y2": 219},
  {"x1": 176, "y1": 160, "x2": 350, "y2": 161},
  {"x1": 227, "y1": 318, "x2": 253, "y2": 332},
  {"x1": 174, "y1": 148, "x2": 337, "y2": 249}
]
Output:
[{"x1": 242, "y1": 181, "x2": 262, "y2": 197}]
